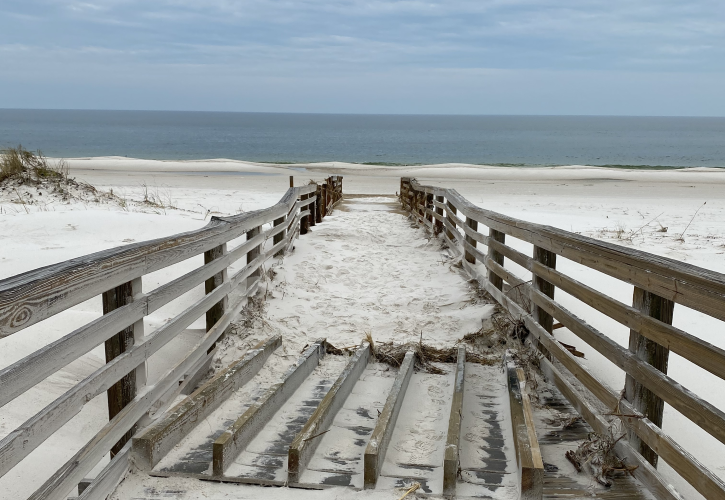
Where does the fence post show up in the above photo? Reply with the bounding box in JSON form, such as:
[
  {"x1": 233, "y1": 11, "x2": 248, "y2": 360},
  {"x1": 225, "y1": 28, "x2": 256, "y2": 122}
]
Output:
[
  {"x1": 434, "y1": 195, "x2": 444, "y2": 234},
  {"x1": 425, "y1": 193, "x2": 433, "y2": 224},
  {"x1": 247, "y1": 226, "x2": 262, "y2": 288},
  {"x1": 532, "y1": 247, "x2": 556, "y2": 327},
  {"x1": 205, "y1": 243, "x2": 229, "y2": 352},
  {"x1": 102, "y1": 278, "x2": 140, "y2": 457},
  {"x1": 309, "y1": 189, "x2": 317, "y2": 228},
  {"x1": 487, "y1": 229, "x2": 505, "y2": 291},
  {"x1": 315, "y1": 185, "x2": 322, "y2": 223},
  {"x1": 464, "y1": 217, "x2": 478, "y2": 264},
  {"x1": 445, "y1": 200, "x2": 457, "y2": 241},
  {"x1": 273, "y1": 215, "x2": 286, "y2": 257},
  {"x1": 289, "y1": 176, "x2": 294, "y2": 187},
  {"x1": 300, "y1": 193, "x2": 310, "y2": 235},
  {"x1": 625, "y1": 288, "x2": 673, "y2": 467},
  {"x1": 321, "y1": 184, "x2": 328, "y2": 218}
]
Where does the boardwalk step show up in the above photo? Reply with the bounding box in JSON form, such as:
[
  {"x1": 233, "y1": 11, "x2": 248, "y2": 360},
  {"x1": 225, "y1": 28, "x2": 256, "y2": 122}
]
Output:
[
  {"x1": 132, "y1": 335, "x2": 282, "y2": 470},
  {"x1": 212, "y1": 339, "x2": 327, "y2": 476},
  {"x1": 288, "y1": 341, "x2": 371, "y2": 483}
]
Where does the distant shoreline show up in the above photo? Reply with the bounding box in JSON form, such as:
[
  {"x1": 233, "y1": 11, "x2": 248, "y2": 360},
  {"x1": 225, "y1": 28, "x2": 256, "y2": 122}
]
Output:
[{"x1": 58, "y1": 156, "x2": 725, "y2": 172}]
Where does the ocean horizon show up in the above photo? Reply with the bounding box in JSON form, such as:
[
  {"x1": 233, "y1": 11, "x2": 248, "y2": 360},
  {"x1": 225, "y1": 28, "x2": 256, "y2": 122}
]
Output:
[{"x1": 1, "y1": 109, "x2": 724, "y2": 169}]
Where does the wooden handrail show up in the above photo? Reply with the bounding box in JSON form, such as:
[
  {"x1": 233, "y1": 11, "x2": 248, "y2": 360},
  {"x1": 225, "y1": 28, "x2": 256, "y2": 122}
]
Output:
[
  {"x1": 400, "y1": 176, "x2": 725, "y2": 500},
  {"x1": 0, "y1": 176, "x2": 343, "y2": 500}
]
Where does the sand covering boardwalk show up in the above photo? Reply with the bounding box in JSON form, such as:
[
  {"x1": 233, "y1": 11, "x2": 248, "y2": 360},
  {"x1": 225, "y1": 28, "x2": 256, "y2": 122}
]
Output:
[{"x1": 110, "y1": 197, "x2": 651, "y2": 500}]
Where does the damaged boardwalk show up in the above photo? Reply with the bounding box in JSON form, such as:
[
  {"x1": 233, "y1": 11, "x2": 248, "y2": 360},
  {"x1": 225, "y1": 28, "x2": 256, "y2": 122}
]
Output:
[{"x1": 1, "y1": 177, "x2": 725, "y2": 500}]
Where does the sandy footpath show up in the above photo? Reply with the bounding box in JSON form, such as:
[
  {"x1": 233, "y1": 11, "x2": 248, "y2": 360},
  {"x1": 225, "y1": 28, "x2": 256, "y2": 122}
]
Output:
[{"x1": 2, "y1": 159, "x2": 725, "y2": 499}]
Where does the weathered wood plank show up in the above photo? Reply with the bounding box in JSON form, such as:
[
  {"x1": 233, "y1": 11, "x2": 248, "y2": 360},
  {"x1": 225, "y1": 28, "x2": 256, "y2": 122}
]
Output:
[
  {"x1": 478, "y1": 268, "x2": 725, "y2": 499},
  {"x1": 76, "y1": 440, "x2": 130, "y2": 500},
  {"x1": 482, "y1": 256, "x2": 725, "y2": 449},
  {"x1": 443, "y1": 345, "x2": 466, "y2": 497},
  {"x1": 102, "y1": 280, "x2": 138, "y2": 457},
  {"x1": 528, "y1": 287, "x2": 725, "y2": 447},
  {"x1": 27, "y1": 284, "x2": 252, "y2": 500},
  {"x1": 288, "y1": 342, "x2": 370, "y2": 483},
  {"x1": 506, "y1": 358, "x2": 543, "y2": 499},
  {"x1": 488, "y1": 240, "x2": 725, "y2": 382},
  {"x1": 625, "y1": 288, "x2": 673, "y2": 467},
  {"x1": 432, "y1": 184, "x2": 725, "y2": 322},
  {"x1": 364, "y1": 351, "x2": 415, "y2": 489},
  {"x1": 538, "y1": 357, "x2": 683, "y2": 500},
  {"x1": 0, "y1": 190, "x2": 296, "y2": 337},
  {"x1": 212, "y1": 340, "x2": 327, "y2": 476},
  {"x1": 132, "y1": 335, "x2": 282, "y2": 470},
  {"x1": 0, "y1": 282, "x2": 232, "y2": 478}
]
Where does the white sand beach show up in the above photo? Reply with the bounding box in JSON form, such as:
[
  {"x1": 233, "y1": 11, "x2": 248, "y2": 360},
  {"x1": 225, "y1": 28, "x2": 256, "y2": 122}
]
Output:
[{"x1": 1, "y1": 159, "x2": 724, "y2": 499}]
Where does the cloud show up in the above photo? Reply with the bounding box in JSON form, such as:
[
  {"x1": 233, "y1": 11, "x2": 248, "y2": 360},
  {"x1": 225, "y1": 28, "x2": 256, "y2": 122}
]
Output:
[{"x1": 0, "y1": 0, "x2": 723, "y2": 113}]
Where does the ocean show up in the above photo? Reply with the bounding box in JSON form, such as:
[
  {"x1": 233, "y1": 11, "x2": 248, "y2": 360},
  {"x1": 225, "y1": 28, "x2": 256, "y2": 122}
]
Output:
[{"x1": 1, "y1": 109, "x2": 724, "y2": 168}]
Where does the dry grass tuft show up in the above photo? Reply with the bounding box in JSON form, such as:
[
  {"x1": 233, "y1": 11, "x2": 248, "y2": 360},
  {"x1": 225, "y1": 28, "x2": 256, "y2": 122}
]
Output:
[{"x1": 1, "y1": 145, "x2": 69, "y2": 183}]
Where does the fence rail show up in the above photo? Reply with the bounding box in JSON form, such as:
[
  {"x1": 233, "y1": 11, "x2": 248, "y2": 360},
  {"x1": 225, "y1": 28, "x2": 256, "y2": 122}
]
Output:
[
  {"x1": 401, "y1": 177, "x2": 725, "y2": 500},
  {"x1": 0, "y1": 176, "x2": 342, "y2": 500}
]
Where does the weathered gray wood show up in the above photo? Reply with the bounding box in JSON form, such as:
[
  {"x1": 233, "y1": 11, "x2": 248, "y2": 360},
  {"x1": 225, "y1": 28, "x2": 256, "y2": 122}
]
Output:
[
  {"x1": 288, "y1": 342, "x2": 371, "y2": 483},
  {"x1": 132, "y1": 335, "x2": 282, "y2": 470},
  {"x1": 482, "y1": 256, "x2": 725, "y2": 449},
  {"x1": 443, "y1": 217, "x2": 463, "y2": 244},
  {"x1": 538, "y1": 357, "x2": 683, "y2": 500},
  {"x1": 464, "y1": 217, "x2": 478, "y2": 264},
  {"x1": 445, "y1": 200, "x2": 457, "y2": 242},
  {"x1": 76, "y1": 441, "x2": 130, "y2": 500},
  {"x1": 485, "y1": 237, "x2": 725, "y2": 382},
  {"x1": 434, "y1": 195, "x2": 444, "y2": 233},
  {"x1": 205, "y1": 243, "x2": 229, "y2": 353},
  {"x1": 463, "y1": 239, "x2": 487, "y2": 265},
  {"x1": 0, "y1": 282, "x2": 232, "y2": 478},
  {"x1": 462, "y1": 258, "x2": 725, "y2": 499},
  {"x1": 487, "y1": 229, "x2": 506, "y2": 291},
  {"x1": 246, "y1": 226, "x2": 262, "y2": 292},
  {"x1": 0, "y1": 238, "x2": 259, "y2": 411},
  {"x1": 528, "y1": 287, "x2": 725, "y2": 447},
  {"x1": 0, "y1": 193, "x2": 293, "y2": 337},
  {"x1": 625, "y1": 288, "x2": 674, "y2": 467},
  {"x1": 480, "y1": 270, "x2": 725, "y2": 499},
  {"x1": 102, "y1": 280, "x2": 138, "y2": 457},
  {"x1": 364, "y1": 350, "x2": 415, "y2": 489},
  {"x1": 506, "y1": 358, "x2": 543, "y2": 499},
  {"x1": 300, "y1": 194, "x2": 310, "y2": 235},
  {"x1": 212, "y1": 339, "x2": 327, "y2": 476},
  {"x1": 428, "y1": 183, "x2": 725, "y2": 322},
  {"x1": 532, "y1": 246, "x2": 556, "y2": 333},
  {"x1": 443, "y1": 345, "x2": 466, "y2": 497},
  {"x1": 27, "y1": 286, "x2": 252, "y2": 500}
]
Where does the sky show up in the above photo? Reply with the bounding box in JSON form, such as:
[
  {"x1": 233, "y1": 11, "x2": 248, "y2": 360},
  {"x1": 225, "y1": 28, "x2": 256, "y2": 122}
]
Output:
[{"x1": 0, "y1": 0, "x2": 724, "y2": 115}]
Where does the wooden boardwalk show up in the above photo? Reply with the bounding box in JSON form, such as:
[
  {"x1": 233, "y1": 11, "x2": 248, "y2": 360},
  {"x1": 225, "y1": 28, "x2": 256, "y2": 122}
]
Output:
[{"x1": 2, "y1": 177, "x2": 724, "y2": 499}]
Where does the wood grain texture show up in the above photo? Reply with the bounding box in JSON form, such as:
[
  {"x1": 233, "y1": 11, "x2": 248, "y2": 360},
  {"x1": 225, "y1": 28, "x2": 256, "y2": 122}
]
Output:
[
  {"x1": 27, "y1": 285, "x2": 252, "y2": 500},
  {"x1": 288, "y1": 342, "x2": 370, "y2": 483},
  {"x1": 443, "y1": 345, "x2": 466, "y2": 498},
  {"x1": 212, "y1": 339, "x2": 326, "y2": 476},
  {"x1": 132, "y1": 335, "x2": 282, "y2": 470},
  {"x1": 364, "y1": 350, "x2": 415, "y2": 489}
]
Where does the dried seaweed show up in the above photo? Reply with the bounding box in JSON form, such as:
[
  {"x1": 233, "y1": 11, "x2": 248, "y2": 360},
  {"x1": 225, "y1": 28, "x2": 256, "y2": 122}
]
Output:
[{"x1": 566, "y1": 427, "x2": 638, "y2": 487}]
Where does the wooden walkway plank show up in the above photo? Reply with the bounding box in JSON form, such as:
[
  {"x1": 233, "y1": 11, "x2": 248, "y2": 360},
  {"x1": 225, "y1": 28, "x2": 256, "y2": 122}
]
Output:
[
  {"x1": 506, "y1": 358, "x2": 544, "y2": 499},
  {"x1": 132, "y1": 335, "x2": 282, "y2": 470},
  {"x1": 443, "y1": 345, "x2": 466, "y2": 497},
  {"x1": 288, "y1": 342, "x2": 371, "y2": 483},
  {"x1": 212, "y1": 339, "x2": 326, "y2": 476},
  {"x1": 364, "y1": 350, "x2": 415, "y2": 489}
]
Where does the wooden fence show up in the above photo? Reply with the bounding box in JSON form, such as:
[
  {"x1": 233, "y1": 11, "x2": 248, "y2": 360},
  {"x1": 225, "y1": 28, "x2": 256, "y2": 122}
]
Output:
[
  {"x1": 0, "y1": 176, "x2": 343, "y2": 500},
  {"x1": 401, "y1": 177, "x2": 725, "y2": 500}
]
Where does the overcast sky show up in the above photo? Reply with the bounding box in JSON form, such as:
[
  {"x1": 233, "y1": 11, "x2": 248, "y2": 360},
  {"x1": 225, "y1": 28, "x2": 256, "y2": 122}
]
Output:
[{"x1": 1, "y1": 0, "x2": 724, "y2": 115}]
